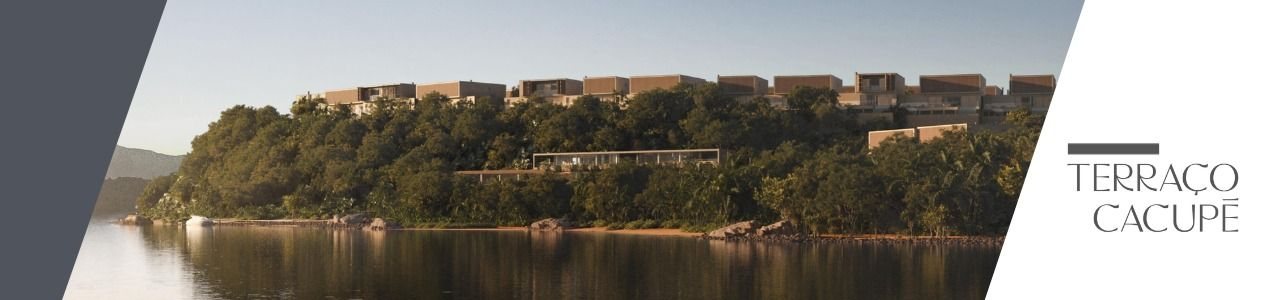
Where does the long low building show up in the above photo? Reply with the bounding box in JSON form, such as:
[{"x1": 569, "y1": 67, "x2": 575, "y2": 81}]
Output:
[
  {"x1": 533, "y1": 149, "x2": 721, "y2": 170},
  {"x1": 867, "y1": 123, "x2": 968, "y2": 149}
]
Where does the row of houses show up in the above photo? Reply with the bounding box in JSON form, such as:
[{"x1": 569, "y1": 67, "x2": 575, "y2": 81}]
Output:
[{"x1": 312, "y1": 72, "x2": 1055, "y2": 128}]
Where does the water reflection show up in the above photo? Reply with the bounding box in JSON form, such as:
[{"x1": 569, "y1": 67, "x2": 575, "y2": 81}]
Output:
[{"x1": 68, "y1": 223, "x2": 999, "y2": 299}]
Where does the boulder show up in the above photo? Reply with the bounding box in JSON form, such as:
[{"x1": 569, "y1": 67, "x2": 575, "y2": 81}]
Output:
[
  {"x1": 707, "y1": 221, "x2": 758, "y2": 239},
  {"x1": 364, "y1": 218, "x2": 400, "y2": 231},
  {"x1": 756, "y1": 220, "x2": 802, "y2": 237},
  {"x1": 119, "y1": 214, "x2": 151, "y2": 225},
  {"x1": 529, "y1": 218, "x2": 572, "y2": 231},
  {"x1": 185, "y1": 215, "x2": 214, "y2": 227},
  {"x1": 338, "y1": 213, "x2": 370, "y2": 225}
]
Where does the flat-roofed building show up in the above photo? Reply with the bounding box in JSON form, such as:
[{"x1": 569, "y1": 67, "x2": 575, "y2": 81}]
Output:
[
  {"x1": 583, "y1": 76, "x2": 630, "y2": 102},
  {"x1": 533, "y1": 149, "x2": 721, "y2": 170},
  {"x1": 867, "y1": 123, "x2": 968, "y2": 149},
  {"x1": 774, "y1": 74, "x2": 843, "y2": 94},
  {"x1": 917, "y1": 123, "x2": 968, "y2": 142},
  {"x1": 512, "y1": 78, "x2": 584, "y2": 106},
  {"x1": 867, "y1": 128, "x2": 916, "y2": 149},
  {"x1": 323, "y1": 83, "x2": 416, "y2": 105},
  {"x1": 900, "y1": 74, "x2": 986, "y2": 127},
  {"x1": 416, "y1": 81, "x2": 506, "y2": 105},
  {"x1": 981, "y1": 74, "x2": 1056, "y2": 126},
  {"x1": 984, "y1": 85, "x2": 1004, "y2": 96},
  {"x1": 1007, "y1": 74, "x2": 1055, "y2": 112},
  {"x1": 840, "y1": 73, "x2": 907, "y2": 125},
  {"x1": 718, "y1": 75, "x2": 769, "y2": 103},
  {"x1": 629, "y1": 74, "x2": 706, "y2": 95}
]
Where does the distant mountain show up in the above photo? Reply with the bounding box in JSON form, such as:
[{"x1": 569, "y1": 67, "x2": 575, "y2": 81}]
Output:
[
  {"x1": 93, "y1": 177, "x2": 149, "y2": 218},
  {"x1": 105, "y1": 145, "x2": 183, "y2": 179}
]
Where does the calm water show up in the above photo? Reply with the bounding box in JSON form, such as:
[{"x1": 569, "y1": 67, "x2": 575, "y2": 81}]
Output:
[{"x1": 67, "y1": 220, "x2": 1000, "y2": 299}]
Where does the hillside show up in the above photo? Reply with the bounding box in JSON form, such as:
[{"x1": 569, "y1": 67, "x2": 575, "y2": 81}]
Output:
[
  {"x1": 105, "y1": 145, "x2": 183, "y2": 179},
  {"x1": 93, "y1": 177, "x2": 150, "y2": 218}
]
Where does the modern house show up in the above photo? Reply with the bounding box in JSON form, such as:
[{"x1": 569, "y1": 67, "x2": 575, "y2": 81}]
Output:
[
  {"x1": 773, "y1": 74, "x2": 843, "y2": 94},
  {"x1": 323, "y1": 83, "x2": 416, "y2": 105},
  {"x1": 839, "y1": 72, "x2": 907, "y2": 125},
  {"x1": 583, "y1": 76, "x2": 631, "y2": 103},
  {"x1": 1007, "y1": 74, "x2": 1055, "y2": 113},
  {"x1": 917, "y1": 123, "x2": 968, "y2": 142},
  {"x1": 322, "y1": 83, "x2": 416, "y2": 115},
  {"x1": 900, "y1": 74, "x2": 986, "y2": 127},
  {"x1": 980, "y1": 74, "x2": 1056, "y2": 126},
  {"x1": 717, "y1": 75, "x2": 769, "y2": 103},
  {"x1": 867, "y1": 123, "x2": 969, "y2": 148},
  {"x1": 533, "y1": 149, "x2": 721, "y2": 170},
  {"x1": 867, "y1": 128, "x2": 916, "y2": 149},
  {"x1": 629, "y1": 74, "x2": 706, "y2": 96},
  {"x1": 511, "y1": 78, "x2": 584, "y2": 106},
  {"x1": 416, "y1": 81, "x2": 506, "y2": 106}
]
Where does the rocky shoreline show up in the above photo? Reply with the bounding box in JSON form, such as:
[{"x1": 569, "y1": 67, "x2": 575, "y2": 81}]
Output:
[{"x1": 117, "y1": 215, "x2": 1003, "y2": 246}]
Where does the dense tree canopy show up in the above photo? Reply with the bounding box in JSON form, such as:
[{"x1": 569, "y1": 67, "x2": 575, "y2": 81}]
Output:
[{"x1": 138, "y1": 84, "x2": 1041, "y2": 235}]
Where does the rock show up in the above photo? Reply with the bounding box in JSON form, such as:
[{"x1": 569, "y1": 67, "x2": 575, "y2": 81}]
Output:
[
  {"x1": 529, "y1": 218, "x2": 572, "y2": 231},
  {"x1": 339, "y1": 213, "x2": 370, "y2": 225},
  {"x1": 185, "y1": 215, "x2": 213, "y2": 227},
  {"x1": 119, "y1": 214, "x2": 151, "y2": 225},
  {"x1": 707, "y1": 221, "x2": 758, "y2": 239},
  {"x1": 756, "y1": 220, "x2": 802, "y2": 237},
  {"x1": 364, "y1": 218, "x2": 400, "y2": 231}
]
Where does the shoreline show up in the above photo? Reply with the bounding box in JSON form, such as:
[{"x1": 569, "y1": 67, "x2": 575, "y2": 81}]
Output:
[{"x1": 135, "y1": 218, "x2": 1003, "y2": 244}]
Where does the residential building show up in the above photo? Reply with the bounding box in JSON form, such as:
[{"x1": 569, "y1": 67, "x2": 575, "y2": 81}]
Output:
[
  {"x1": 980, "y1": 74, "x2": 1056, "y2": 126},
  {"x1": 867, "y1": 128, "x2": 916, "y2": 149},
  {"x1": 629, "y1": 74, "x2": 706, "y2": 95},
  {"x1": 323, "y1": 83, "x2": 415, "y2": 105},
  {"x1": 917, "y1": 123, "x2": 968, "y2": 142},
  {"x1": 416, "y1": 81, "x2": 506, "y2": 106},
  {"x1": 533, "y1": 149, "x2": 721, "y2": 170},
  {"x1": 900, "y1": 74, "x2": 985, "y2": 127},
  {"x1": 322, "y1": 83, "x2": 416, "y2": 115},
  {"x1": 583, "y1": 76, "x2": 630, "y2": 102},
  {"x1": 984, "y1": 85, "x2": 1004, "y2": 96},
  {"x1": 867, "y1": 123, "x2": 969, "y2": 148},
  {"x1": 1007, "y1": 74, "x2": 1055, "y2": 113},
  {"x1": 840, "y1": 72, "x2": 907, "y2": 125},
  {"x1": 773, "y1": 74, "x2": 843, "y2": 94},
  {"x1": 511, "y1": 78, "x2": 584, "y2": 106},
  {"x1": 717, "y1": 75, "x2": 769, "y2": 103}
]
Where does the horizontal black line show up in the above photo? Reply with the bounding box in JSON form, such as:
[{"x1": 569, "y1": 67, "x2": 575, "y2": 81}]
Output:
[{"x1": 1067, "y1": 143, "x2": 1159, "y2": 155}]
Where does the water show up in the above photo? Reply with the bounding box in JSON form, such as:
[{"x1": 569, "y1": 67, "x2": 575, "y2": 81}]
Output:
[{"x1": 67, "y1": 220, "x2": 1000, "y2": 299}]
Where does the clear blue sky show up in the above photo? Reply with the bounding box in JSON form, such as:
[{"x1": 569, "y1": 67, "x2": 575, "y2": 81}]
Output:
[{"x1": 120, "y1": 0, "x2": 1083, "y2": 155}]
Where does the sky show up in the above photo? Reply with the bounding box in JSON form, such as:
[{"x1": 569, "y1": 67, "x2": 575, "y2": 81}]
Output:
[{"x1": 119, "y1": 0, "x2": 1083, "y2": 155}]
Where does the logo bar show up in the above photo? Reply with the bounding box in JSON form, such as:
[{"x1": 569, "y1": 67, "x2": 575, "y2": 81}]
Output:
[{"x1": 1067, "y1": 143, "x2": 1159, "y2": 155}]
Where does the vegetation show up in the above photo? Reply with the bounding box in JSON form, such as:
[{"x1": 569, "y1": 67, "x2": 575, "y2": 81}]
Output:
[{"x1": 137, "y1": 84, "x2": 1041, "y2": 235}]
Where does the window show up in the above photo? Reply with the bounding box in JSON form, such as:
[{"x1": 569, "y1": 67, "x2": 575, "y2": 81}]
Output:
[
  {"x1": 944, "y1": 96, "x2": 962, "y2": 106},
  {"x1": 868, "y1": 78, "x2": 880, "y2": 86},
  {"x1": 369, "y1": 89, "x2": 381, "y2": 96},
  {"x1": 861, "y1": 94, "x2": 876, "y2": 106}
]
